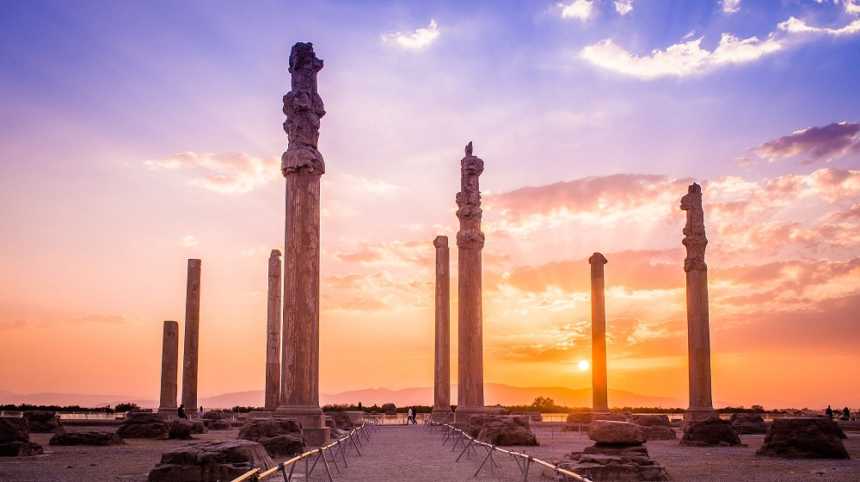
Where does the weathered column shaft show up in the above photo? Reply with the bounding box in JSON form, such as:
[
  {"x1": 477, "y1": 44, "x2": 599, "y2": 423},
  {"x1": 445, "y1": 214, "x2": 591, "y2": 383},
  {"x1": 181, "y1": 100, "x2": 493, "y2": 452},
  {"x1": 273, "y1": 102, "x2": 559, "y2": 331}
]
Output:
[
  {"x1": 456, "y1": 142, "x2": 485, "y2": 416},
  {"x1": 433, "y1": 236, "x2": 451, "y2": 418},
  {"x1": 265, "y1": 250, "x2": 282, "y2": 411},
  {"x1": 277, "y1": 42, "x2": 328, "y2": 443},
  {"x1": 681, "y1": 183, "x2": 714, "y2": 421},
  {"x1": 589, "y1": 253, "x2": 608, "y2": 413},
  {"x1": 281, "y1": 174, "x2": 321, "y2": 409},
  {"x1": 159, "y1": 320, "x2": 179, "y2": 412},
  {"x1": 181, "y1": 258, "x2": 201, "y2": 415}
]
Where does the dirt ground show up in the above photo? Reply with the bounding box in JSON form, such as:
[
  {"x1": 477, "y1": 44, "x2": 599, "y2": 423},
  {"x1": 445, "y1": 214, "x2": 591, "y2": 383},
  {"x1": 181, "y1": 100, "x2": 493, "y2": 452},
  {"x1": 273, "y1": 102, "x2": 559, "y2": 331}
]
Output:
[{"x1": 1, "y1": 424, "x2": 859, "y2": 481}]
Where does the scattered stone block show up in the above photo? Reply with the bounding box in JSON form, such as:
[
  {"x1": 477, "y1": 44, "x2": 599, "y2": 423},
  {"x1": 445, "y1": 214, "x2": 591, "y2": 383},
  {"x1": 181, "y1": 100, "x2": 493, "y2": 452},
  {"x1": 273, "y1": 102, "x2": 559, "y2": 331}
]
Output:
[
  {"x1": 730, "y1": 413, "x2": 767, "y2": 434},
  {"x1": 238, "y1": 419, "x2": 305, "y2": 457},
  {"x1": 680, "y1": 417, "x2": 741, "y2": 447},
  {"x1": 756, "y1": 417, "x2": 849, "y2": 459},
  {"x1": 190, "y1": 421, "x2": 207, "y2": 434},
  {"x1": 468, "y1": 415, "x2": 538, "y2": 446},
  {"x1": 147, "y1": 439, "x2": 273, "y2": 482},
  {"x1": 24, "y1": 411, "x2": 61, "y2": 433},
  {"x1": 555, "y1": 421, "x2": 669, "y2": 481},
  {"x1": 169, "y1": 419, "x2": 194, "y2": 440},
  {"x1": 49, "y1": 431, "x2": 124, "y2": 446},
  {"x1": 589, "y1": 421, "x2": 646, "y2": 445},
  {"x1": 0, "y1": 417, "x2": 43, "y2": 457},
  {"x1": 117, "y1": 412, "x2": 169, "y2": 439},
  {"x1": 641, "y1": 426, "x2": 676, "y2": 441},
  {"x1": 630, "y1": 415, "x2": 670, "y2": 427}
]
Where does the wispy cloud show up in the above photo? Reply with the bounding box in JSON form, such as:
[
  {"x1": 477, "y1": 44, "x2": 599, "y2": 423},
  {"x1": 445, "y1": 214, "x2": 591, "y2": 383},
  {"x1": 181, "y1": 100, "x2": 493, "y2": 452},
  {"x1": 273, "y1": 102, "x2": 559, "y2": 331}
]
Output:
[
  {"x1": 144, "y1": 152, "x2": 278, "y2": 194},
  {"x1": 614, "y1": 0, "x2": 634, "y2": 16},
  {"x1": 559, "y1": 0, "x2": 594, "y2": 21},
  {"x1": 381, "y1": 19, "x2": 440, "y2": 50},
  {"x1": 180, "y1": 235, "x2": 199, "y2": 248},
  {"x1": 751, "y1": 122, "x2": 860, "y2": 164},
  {"x1": 778, "y1": 16, "x2": 860, "y2": 36},
  {"x1": 580, "y1": 33, "x2": 782, "y2": 79},
  {"x1": 721, "y1": 0, "x2": 741, "y2": 14}
]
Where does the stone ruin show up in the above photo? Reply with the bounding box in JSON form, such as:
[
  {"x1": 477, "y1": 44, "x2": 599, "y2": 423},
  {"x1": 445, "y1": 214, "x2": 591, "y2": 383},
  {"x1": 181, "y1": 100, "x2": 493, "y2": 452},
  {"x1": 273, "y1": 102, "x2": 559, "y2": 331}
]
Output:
[
  {"x1": 730, "y1": 412, "x2": 767, "y2": 434},
  {"x1": 466, "y1": 414, "x2": 538, "y2": 446},
  {"x1": 148, "y1": 439, "x2": 273, "y2": 482},
  {"x1": 680, "y1": 416, "x2": 742, "y2": 447},
  {"x1": 0, "y1": 417, "x2": 43, "y2": 457},
  {"x1": 757, "y1": 417, "x2": 849, "y2": 459},
  {"x1": 555, "y1": 421, "x2": 669, "y2": 481},
  {"x1": 238, "y1": 418, "x2": 305, "y2": 458}
]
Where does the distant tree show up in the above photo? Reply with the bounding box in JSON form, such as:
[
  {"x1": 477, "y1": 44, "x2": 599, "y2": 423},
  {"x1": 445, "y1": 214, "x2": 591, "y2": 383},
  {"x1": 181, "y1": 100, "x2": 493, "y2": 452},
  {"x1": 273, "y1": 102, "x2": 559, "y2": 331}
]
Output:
[
  {"x1": 114, "y1": 403, "x2": 140, "y2": 413},
  {"x1": 531, "y1": 397, "x2": 556, "y2": 410},
  {"x1": 751, "y1": 405, "x2": 765, "y2": 412}
]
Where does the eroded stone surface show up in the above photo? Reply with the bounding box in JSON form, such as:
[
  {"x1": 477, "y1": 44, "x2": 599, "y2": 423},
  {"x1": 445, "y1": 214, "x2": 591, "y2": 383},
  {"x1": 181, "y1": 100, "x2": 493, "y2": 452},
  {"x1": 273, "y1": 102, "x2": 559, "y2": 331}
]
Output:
[
  {"x1": 467, "y1": 415, "x2": 538, "y2": 446},
  {"x1": 588, "y1": 421, "x2": 646, "y2": 446},
  {"x1": 181, "y1": 259, "x2": 202, "y2": 417},
  {"x1": 0, "y1": 417, "x2": 43, "y2": 457},
  {"x1": 117, "y1": 412, "x2": 169, "y2": 439},
  {"x1": 681, "y1": 183, "x2": 715, "y2": 422},
  {"x1": 147, "y1": 439, "x2": 273, "y2": 482},
  {"x1": 756, "y1": 417, "x2": 849, "y2": 459},
  {"x1": 158, "y1": 321, "x2": 179, "y2": 412},
  {"x1": 24, "y1": 411, "x2": 61, "y2": 433},
  {"x1": 589, "y1": 252, "x2": 609, "y2": 413},
  {"x1": 239, "y1": 419, "x2": 305, "y2": 457},
  {"x1": 731, "y1": 413, "x2": 768, "y2": 434},
  {"x1": 265, "y1": 250, "x2": 282, "y2": 411},
  {"x1": 681, "y1": 417, "x2": 741, "y2": 447},
  {"x1": 456, "y1": 142, "x2": 486, "y2": 418},
  {"x1": 558, "y1": 438, "x2": 669, "y2": 481},
  {"x1": 432, "y1": 235, "x2": 452, "y2": 422},
  {"x1": 50, "y1": 430, "x2": 124, "y2": 446}
]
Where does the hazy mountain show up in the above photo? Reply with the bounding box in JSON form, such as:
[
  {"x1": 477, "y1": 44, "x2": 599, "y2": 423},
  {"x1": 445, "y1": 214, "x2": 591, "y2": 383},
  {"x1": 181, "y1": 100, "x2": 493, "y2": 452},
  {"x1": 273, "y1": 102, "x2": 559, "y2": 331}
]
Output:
[{"x1": 1, "y1": 384, "x2": 681, "y2": 409}]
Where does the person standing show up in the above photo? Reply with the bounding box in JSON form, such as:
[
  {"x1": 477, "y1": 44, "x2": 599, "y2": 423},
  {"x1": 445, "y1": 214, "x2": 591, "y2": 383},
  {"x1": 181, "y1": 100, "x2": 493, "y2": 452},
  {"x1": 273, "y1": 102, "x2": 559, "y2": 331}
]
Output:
[
  {"x1": 407, "y1": 407, "x2": 414, "y2": 425},
  {"x1": 177, "y1": 404, "x2": 187, "y2": 419},
  {"x1": 826, "y1": 405, "x2": 834, "y2": 419}
]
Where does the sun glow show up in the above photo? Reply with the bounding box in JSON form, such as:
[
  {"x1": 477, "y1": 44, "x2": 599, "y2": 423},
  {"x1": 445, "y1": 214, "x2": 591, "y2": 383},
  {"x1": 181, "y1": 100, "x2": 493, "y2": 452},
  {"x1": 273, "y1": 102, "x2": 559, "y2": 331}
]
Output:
[{"x1": 577, "y1": 359, "x2": 590, "y2": 371}]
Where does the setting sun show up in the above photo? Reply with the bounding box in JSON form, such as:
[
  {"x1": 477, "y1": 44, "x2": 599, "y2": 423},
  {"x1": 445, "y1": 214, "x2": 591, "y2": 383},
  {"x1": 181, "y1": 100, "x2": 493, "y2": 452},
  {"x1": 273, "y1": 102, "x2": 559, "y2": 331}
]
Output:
[{"x1": 577, "y1": 360, "x2": 590, "y2": 372}]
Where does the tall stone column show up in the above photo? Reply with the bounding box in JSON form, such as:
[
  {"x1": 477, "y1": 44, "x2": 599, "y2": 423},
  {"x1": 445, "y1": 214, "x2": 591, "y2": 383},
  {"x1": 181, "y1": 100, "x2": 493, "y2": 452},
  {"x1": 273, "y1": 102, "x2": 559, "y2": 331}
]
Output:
[
  {"x1": 181, "y1": 258, "x2": 201, "y2": 417},
  {"x1": 681, "y1": 183, "x2": 715, "y2": 422},
  {"x1": 432, "y1": 236, "x2": 452, "y2": 422},
  {"x1": 265, "y1": 250, "x2": 282, "y2": 411},
  {"x1": 277, "y1": 42, "x2": 329, "y2": 445},
  {"x1": 589, "y1": 253, "x2": 609, "y2": 413},
  {"x1": 456, "y1": 142, "x2": 485, "y2": 422},
  {"x1": 158, "y1": 320, "x2": 179, "y2": 415}
]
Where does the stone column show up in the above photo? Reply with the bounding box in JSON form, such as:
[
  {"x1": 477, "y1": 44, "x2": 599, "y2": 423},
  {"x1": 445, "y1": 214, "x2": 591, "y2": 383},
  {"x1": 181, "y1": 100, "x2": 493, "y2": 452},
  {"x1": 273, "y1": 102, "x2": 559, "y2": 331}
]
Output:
[
  {"x1": 432, "y1": 236, "x2": 452, "y2": 422},
  {"x1": 589, "y1": 253, "x2": 609, "y2": 413},
  {"x1": 265, "y1": 250, "x2": 282, "y2": 411},
  {"x1": 158, "y1": 320, "x2": 179, "y2": 415},
  {"x1": 277, "y1": 42, "x2": 329, "y2": 445},
  {"x1": 456, "y1": 142, "x2": 485, "y2": 422},
  {"x1": 681, "y1": 183, "x2": 715, "y2": 422},
  {"x1": 181, "y1": 258, "x2": 201, "y2": 417}
]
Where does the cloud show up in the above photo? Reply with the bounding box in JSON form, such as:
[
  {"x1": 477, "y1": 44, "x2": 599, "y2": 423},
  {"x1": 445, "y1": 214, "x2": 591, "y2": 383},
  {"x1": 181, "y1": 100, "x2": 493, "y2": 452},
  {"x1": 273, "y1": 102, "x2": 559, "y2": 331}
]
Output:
[
  {"x1": 778, "y1": 16, "x2": 860, "y2": 36},
  {"x1": 180, "y1": 235, "x2": 199, "y2": 248},
  {"x1": 614, "y1": 0, "x2": 634, "y2": 15},
  {"x1": 559, "y1": 0, "x2": 594, "y2": 21},
  {"x1": 721, "y1": 0, "x2": 741, "y2": 14},
  {"x1": 580, "y1": 33, "x2": 782, "y2": 79},
  {"x1": 847, "y1": 0, "x2": 860, "y2": 15},
  {"x1": 751, "y1": 122, "x2": 860, "y2": 163},
  {"x1": 144, "y1": 152, "x2": 279, "y2": 194},
  {"x1": 381, "y1": 19, "x2": 440, "y2": 50},
  {"x1": 334, "y1": 240, "x2": 431, "y2": 268}
]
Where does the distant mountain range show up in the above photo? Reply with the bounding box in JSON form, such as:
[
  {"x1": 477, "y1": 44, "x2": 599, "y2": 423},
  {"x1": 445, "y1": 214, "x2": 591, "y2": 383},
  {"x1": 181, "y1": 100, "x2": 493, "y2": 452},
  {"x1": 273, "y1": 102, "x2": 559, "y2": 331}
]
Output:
[{"x1": 0, "y1": 384, "x2": 681, "y2": 409}]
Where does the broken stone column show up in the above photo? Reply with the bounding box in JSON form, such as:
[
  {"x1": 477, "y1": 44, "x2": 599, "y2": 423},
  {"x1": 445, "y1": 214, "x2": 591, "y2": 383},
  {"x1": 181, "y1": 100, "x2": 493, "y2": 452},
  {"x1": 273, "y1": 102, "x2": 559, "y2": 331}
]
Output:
[
  {"x1": 277, "y1": 42, "x2": 329, "y2": 446},
  {"x1": 158, "y1": 321, "x2": 179, "y2": 415},
  {"x1": 265, "y1": 250, "x2": 282, "y2": 411},
  {"x1": 589, "y1": 252, "x2": 609, "y2": 414},
  {"x1": 456, "y1": 142, "x2": 486, "y2": 422},
  {"x1": 181, "y1": 259, "x2": 201, "y2": 417},
  {"x1": 432, "y1": 236, "x2": 452, "y2": 422},
  {"x1": 681, "y1": 183, "x2": 715, "y2": 423}
]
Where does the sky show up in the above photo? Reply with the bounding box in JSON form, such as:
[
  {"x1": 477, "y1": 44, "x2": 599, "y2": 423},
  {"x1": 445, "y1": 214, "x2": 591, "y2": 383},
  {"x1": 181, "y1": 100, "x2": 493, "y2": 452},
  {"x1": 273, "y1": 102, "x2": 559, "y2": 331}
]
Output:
[{"x1": 1, "y1": 0, "x2": 859, "y2": 410}]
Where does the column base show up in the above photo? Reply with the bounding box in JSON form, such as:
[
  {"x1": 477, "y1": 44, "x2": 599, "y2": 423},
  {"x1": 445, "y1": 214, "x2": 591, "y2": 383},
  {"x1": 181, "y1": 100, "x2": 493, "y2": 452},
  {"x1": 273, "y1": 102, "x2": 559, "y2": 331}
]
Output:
[
  {"x1": 275, "y1": 405, "x2": 329, "y2": 445},
  {"x1": 431, "y1": 409, "x2": 453, "y2": 423},
  {"x1": 453, "y1": 406, "x2": 486, "y2": 425},
  {"x1": 157, "y1": 407, "x2": 178, "y2": 419},
  {"x1": 302, "y1": 427, "x2": 331, "y2": 447},
  {"x1": 684, "y1": 408, "x2": 717, "y2": 423}
]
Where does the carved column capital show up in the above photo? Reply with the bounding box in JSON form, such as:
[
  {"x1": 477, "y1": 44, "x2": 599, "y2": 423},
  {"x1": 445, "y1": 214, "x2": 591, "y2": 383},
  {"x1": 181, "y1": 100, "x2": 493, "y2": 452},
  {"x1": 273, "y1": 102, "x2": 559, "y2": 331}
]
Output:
[
  {"x1": 681, "y1": 183, "x2": 708, "y2": 272},
  {"x1": 282, "y1": 42, "x2": 326, "y2": 177}
]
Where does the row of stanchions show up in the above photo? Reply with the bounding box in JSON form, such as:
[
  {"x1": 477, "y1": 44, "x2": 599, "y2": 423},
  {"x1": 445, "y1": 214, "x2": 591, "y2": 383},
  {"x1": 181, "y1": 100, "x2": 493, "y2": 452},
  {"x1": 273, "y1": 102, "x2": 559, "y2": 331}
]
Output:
[
  {"x1": 428, "y1": 422, "x2": 591, "y2": 482},
  {"x1": 231, "y1": 421, "x2": 377, "y2": 482}
]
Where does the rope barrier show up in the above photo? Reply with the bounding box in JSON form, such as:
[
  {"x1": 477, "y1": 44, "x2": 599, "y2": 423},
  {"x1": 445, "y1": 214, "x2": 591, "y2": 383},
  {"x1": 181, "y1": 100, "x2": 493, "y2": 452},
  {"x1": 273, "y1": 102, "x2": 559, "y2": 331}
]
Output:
[
  {"x1": 230, "y1": 420, "x2": 378, "y2": 482},
  {"x1": 429, "y1": 422, "x2": 591, "y2": 482}
]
